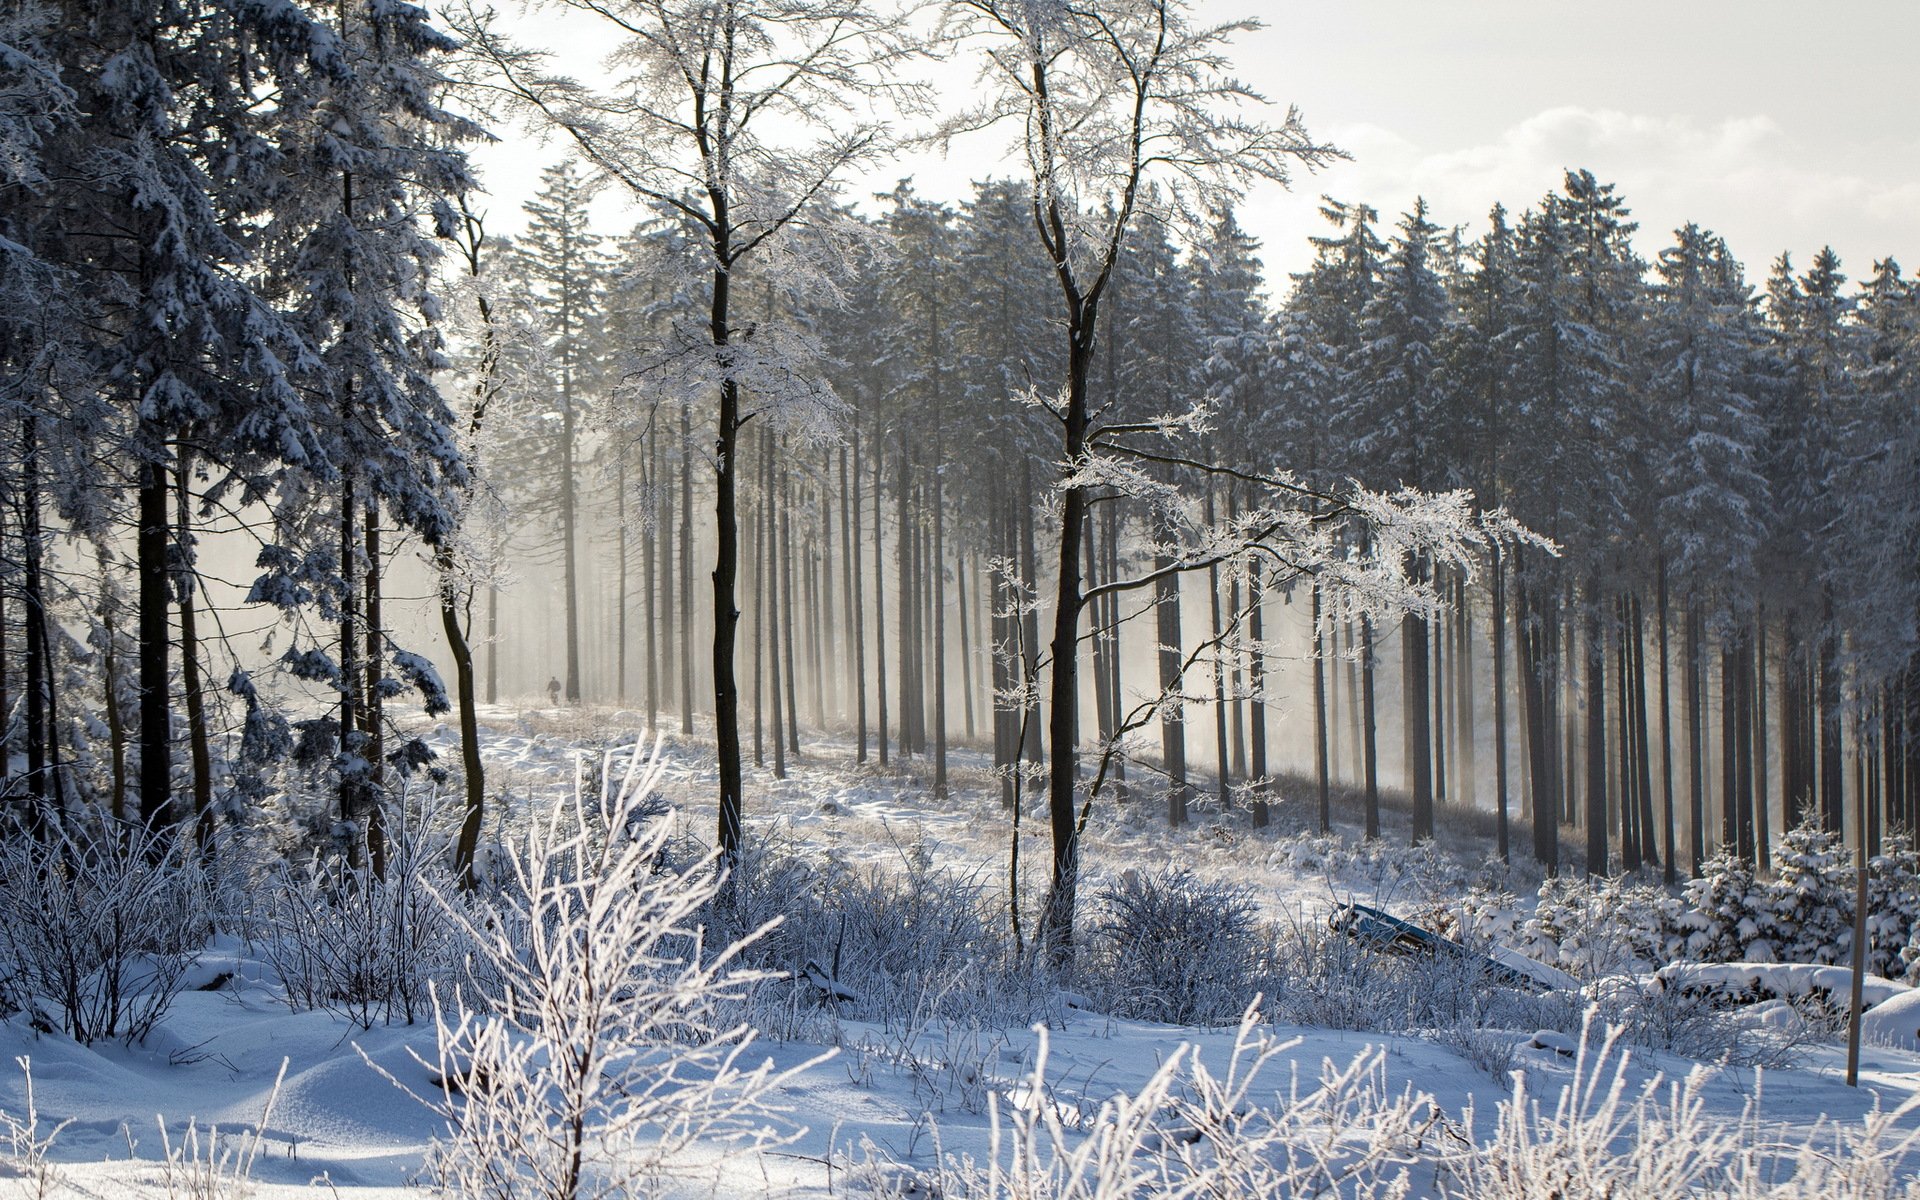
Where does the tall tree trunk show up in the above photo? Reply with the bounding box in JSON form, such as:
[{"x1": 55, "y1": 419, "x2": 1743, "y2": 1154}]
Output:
[
  {"x1": 1431, "y1": 573, "x2": 1448, "y2": 809},
  {"x1": 338, "y1": 476, "x2": 363, "y2": 850},
  {"x1": 616, "y1": 461, "x2": 629, "y2": 703},
  {"x1": 1584, "y1": 595, "x2": 1608, "y2": 876},
  {"x1": 1656, "y1": 559, "x2": 1676, "y2": 883},
  {"x1": 363, "y1": 500, "x2": 386, "y2": 877},
  {"x1": 1686, "y1": 599, "x2": 1706, "y2": 873},
  {"x1": 1820, "y1": 592, "x2": 1844, "y2": 832},
  {"x1": 1753, "y1": 616, "x2": 1771, "y2": 869},
  {"x1": 766, "y1": 433, "x2": 785, "y2": 780},
  {"x1": 1312, "y1": 578, "x2": 1329, "y2": 834},
  {"x1": 561, "y1": 374, "x2": 582, "y2": 703},
  {"x1": 958, "y1": 542, "x2": 976, "y2": 743},
  {"x1": 933, "y1": 466, "x2": 949, "y2": 796},
  {"x1": 779, "y1": 447, "x2": 800, "y2": 755},
  {"x1": 659, "y1": 423, "x2": 675, "y2": 724},
  {"x1": 873, "y1": 424, "x2": 889, "y2": 767},
  {"x1": 1405, "y1": 572, "x2": 1434, "y2": 843},
  {"x1": 1361, "y1": 612, "x2": 1381, "y2": 841},
  {"x1": 1156, "y1": 528, "x2": 1188, "y2": 828},
  {"x1": 751, "y1": 435, "x2": 765, "y2": 768},
  {"x1": 710, "y1": 241, "x2": 746, "y2": 858},
  {"x1": 1248, "y1": 558, "x2": 1269, "y2": 824},
  {"x1": 1206, "y1": 483, "x2": 1229, "y2": 807},
  {"x1": 100, "y1": 575, "x2": 127, "y2": 823},
  {"x1": 1491, "y1": 545, "x2": 1509, "y2": 862},
  {"x1": 23, "y1": 418, "x2": 51, "y2": 822},
  {"x1": 850, "y1": 434, "x2": 868, "y2": 761},
  {"x1": 680, "y1": 399, "x2": 695, "y2": 734},
  {"x1": 137, "y1": 453, "x2": 174, "y2": 831},
  {"x1": 896, "y1": 430, "x2": 914, "y2": 758},
  {"x1": 175, "y1": 460, "x2": 213, "y2": 849}
]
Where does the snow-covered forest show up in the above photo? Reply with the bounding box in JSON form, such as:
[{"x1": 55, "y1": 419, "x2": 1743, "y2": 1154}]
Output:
[{"x1": 3, "y1": 0, "x2": 1920, "y2": 1196}]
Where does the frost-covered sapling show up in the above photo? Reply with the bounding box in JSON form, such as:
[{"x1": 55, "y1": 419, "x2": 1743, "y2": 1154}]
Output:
[{"x1": 378, "y1": 743, "x2": 822, "y2": 1200}]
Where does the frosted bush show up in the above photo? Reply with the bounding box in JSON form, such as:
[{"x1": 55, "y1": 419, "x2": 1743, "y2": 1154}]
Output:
[
  {"x1": 923, "y1": 1008, "x2": 1432, "y2": 1200},
  {"x1": 0, "y1": 818, "x2": 206, "y2": 1044},
  {"x1": 257, "y1": 800, "x2": 478, "y2": 1028},
  {"x1": 373, "y1": 742, "x2": 819, "y2": 1200},
  {"x1": 1082, "y1": 868, "x2": 1263, "y2": 1025}
]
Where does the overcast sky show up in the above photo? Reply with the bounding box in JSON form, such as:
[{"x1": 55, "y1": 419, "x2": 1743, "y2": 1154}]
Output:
[{"x1": 467, "y1": 0, "x2": 1920, "y2": 298}]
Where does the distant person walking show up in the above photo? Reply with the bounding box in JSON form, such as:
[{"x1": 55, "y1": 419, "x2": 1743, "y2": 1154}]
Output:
[{"x1": 547, "y1": 675, "x2": 562, "y2": 708}]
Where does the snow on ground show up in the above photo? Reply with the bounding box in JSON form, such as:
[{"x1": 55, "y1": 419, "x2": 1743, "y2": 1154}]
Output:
[{"x1": 5, "y1": 708, "x2": 1918, "y2": 1198}]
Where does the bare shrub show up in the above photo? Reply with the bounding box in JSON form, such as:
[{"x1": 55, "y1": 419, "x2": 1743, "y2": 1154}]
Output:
[
  {"x1": 257, "y1": 799, "x2": 477, "y2": 1028},
  {"x1": 1081, "y1": 868, "x2": 1263, "y2": 1025},
  {"x1": 0, "y1": 820, "x2": 206, "y2": 1044}
]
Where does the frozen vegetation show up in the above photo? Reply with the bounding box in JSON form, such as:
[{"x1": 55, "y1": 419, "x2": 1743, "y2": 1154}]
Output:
[{"x1": 1, "y1": 718, "x2": 1918, "y2": 1200}]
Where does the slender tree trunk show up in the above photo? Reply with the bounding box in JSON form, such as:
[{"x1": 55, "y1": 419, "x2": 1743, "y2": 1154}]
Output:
[
  {"x1": 23, "y1": 418, "x2": 51, "y2": 821},
  {"x1": 958, "y1": 542, "x2": 976, "y2": 742},
  {"x1": 1312, "y1": 578, "x2": 1329, "y2": 834},
  {"x1": 338, "y1": 476, "x2": 362, "y2": 849},
  {"x1": 896, "y1": 430, "x2": 914, "y2": 758},
  {"x1": 1206, "y1": 484, "x2": 1229, "y2": 807},
  {"x1": 100, "y1": 575, "x2": 127, "y2": 823},
  {"x1": 175, "y1": 460, "x2": 213, "y2": 850},
  {"x1": 1686, "y1": 599, "x2": 1706, "y2": 873},
  {"x1": 767, "y1": 433, "x2": 785, "y2": 780},
  {"x1": 561, "y1": 376, "x2": 582, "y2": 703},
  {"x1": 616, "y1": 460, "x2": 629, "y2": 704},
  {"x1": 851, "y1": 435, "x2": 870, "y2": 760},
  {"x1": 137, "y1": 453, "x2": 174, "y2": 831},
  {"x1": 779, "y1": 447, "x2": 800, "y2": 755},
  {"x1": 1361, "y1": 612, "x2": 1381, "y2": 841},
  {"x1": 933, "y1": 466, "x2": 949, "y2": 797},
  {"x1": 1754, "y1": 616, "x2": 1771, "y2": 869},
  {"x1": 1657, "y1": 560, "x2": 1676, "y2": 883},
  {"x1": 364, "y1": 500, "x2": 386, "y2": 877},
  {"x1": 1585, "y1": 596, "x2": 1608, "y2": 876},
  {"x1": 681, "y1": 399, "x2": 695, "y2": 733},
  {"x1": 1157, "y1": 528, "x2": 1188, "y2": 827},
  {"x1": 659, "y1": 422, "x2": 675, "y2": 723},
  {"x1": 873, "y1": 425, "x2": 889, "y2": 766},
  {"x1": 1491, "y1": 545, "x2": 1509, "y2": 862},
  {"x1": 1405, "y1": 575, "x2": 1434, "y2": 843},
  {"x1": 710, "y1": 242, "x2": 747, "y2": 858},
  {"x1": 1249, "y1": 558, "x2": 1269, "y2": 822}
]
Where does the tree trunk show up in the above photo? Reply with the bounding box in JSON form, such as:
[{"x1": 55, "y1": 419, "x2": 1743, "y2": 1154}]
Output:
[
  {"x1": 711, "y1": 243, "x2": 746, "y2": 858},
  {"x1": 681, "y1": 399, "x2": 696, "y2": 733},
  {"x1": 1405, "y1": 579, "x2": 1434, "y2": 843},
  {"x1": 363, "y1": 500, "x2": 387, "y2": 877},
  {"x1": 1361, "y1": 612, "x2": 1381, "y2": 841},
  {"x1": 1312, "y1": 578, "x2": 1329, "y2": 834},
  {"x1": 1156, "y1": 529, "x2": 1188, "y2": 827},
  {"x1": 175, "y1": 461, "x2": 213, "y2": 850},
  {"x1": 137, "y1": 454, "x2": 174, "y2": 831},
  {"x1": 933, "y1": 465, "x2": 949, "y2": 797},
  {"x1": 873, "y1": 423, "x2": 889, "y2": 767},
  {"x1": 766, "y1": 432, "x2": 785, "y2": 780},
  {"x1": 1685, "y1": 599, "x2": 1706, "y2": 873},
  {"x1": 561, "y1": 371, "x2": 582, "y2": 703},
  {"x1": 1584, "y1": 596, "x2": 1608, "y2": 876},
  {"x1": 850, "y1": 434, "x2": 869, "y2": 761},
  {"x1": 779, "y1": 453, "x2": 800, "y2": 755},
  {"x1": 1206, "y1": 483, "x2": 1229, "y2": 807},
  {"x1": 1249, "y1": 558, "x2": 1269, "y2": 825},
  {"x1": 1491, "y1": 545, "x2": 1509, "y2": 862}
]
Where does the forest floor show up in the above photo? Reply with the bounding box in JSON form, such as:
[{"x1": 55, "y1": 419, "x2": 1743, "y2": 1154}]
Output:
[{"x1": 6, "y1": 703, "x2": 1920, "y2": 1199}]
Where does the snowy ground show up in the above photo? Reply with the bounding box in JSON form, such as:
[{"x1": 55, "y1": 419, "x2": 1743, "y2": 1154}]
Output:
[{"x1": 6, "y1": 706, "x2": 1920, "y2": 1199}]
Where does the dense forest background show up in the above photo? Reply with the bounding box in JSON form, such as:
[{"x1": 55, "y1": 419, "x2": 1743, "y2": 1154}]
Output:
[{"x1": 2, "y1": 0, "x2": 1917, "y2": 911}]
